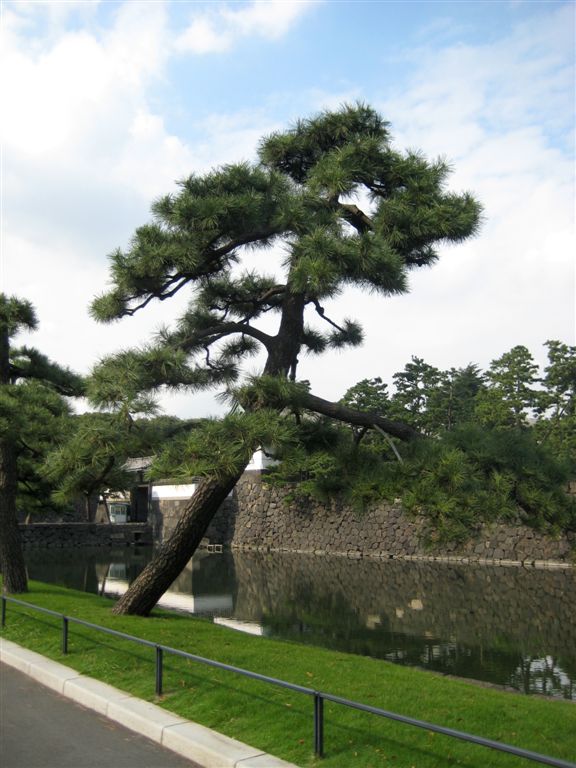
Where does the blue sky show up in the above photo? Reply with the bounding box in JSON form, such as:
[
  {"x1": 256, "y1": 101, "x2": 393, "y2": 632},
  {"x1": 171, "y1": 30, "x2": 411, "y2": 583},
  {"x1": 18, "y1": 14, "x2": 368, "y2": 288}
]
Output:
[{"x1": 2, "y1": 0, "x2": 574, "y2": 417}]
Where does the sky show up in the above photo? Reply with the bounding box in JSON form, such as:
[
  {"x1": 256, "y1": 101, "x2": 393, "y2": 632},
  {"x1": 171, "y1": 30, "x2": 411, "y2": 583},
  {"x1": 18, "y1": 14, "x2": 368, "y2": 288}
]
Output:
[{"x1": 2, "y1": 0, "x2": 575, "y2": 418}]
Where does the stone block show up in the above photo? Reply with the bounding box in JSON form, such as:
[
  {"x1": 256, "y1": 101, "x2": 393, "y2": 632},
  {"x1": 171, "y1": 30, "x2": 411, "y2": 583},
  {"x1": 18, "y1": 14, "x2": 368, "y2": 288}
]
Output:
[
  {"x1": 0, "y1": 638, "x2": 45, "y2": 674},
  {"x1": 237, "y1": 754, "x2": 300, "y2": 767},
  {"x1": 162, "y1": 721, "x2": 262, "y2": 767},
  {"x1": 107, "y1": 697, "x2": 187, "y2": 742},
  {"x1": 63, "y1": 675, "x2": 132, "y2": 715},
  {"x1": 26, "y1": 657, "x2": 82, "y2": 694}
]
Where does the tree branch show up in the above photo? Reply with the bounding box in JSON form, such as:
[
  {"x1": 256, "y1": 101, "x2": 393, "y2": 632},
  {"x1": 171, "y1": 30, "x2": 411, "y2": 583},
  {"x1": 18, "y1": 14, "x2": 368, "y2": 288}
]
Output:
[
  {"x1": 122, "y1": 276, "x2": 190, "y2": 316},
  {"x1": 85, "y1": 456, "x2": 117, "y2": 498},
  {"x1": 308, "y1": 299, "x2": 347, "y2": 333},
  {"x1": 210, "y1": 228, "x2": 282, "y2": 259},
  {"x1": 177, "y1": 322, "x2": 273, "y2": 352},
  {"x1": 113, "y1": 226, "x2": 285, "y2": 320},
  {"x1": 16, "y1": 437, "x2": 43, "y2": 459},
  {"x1": 204, "y1": 346, "x2": 217, "y2": 370},
  {"x1": 339, "y1": 203, "x2": 373, "y2": 234},
  {"x1": 300, "y1": 391, "x2": 421, "y2": 442},
  {"x1": 209, "y1": 284, "x2": 286, "y2": 322}
]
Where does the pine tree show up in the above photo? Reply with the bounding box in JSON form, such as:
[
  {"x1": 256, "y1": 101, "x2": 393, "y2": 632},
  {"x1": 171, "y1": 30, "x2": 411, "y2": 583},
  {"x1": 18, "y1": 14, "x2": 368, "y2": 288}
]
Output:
[
  {"x1": 535, "y1": 340, "x2": 576, "y2": 460},
  {"x1": 91, "y1": 104, "x2": 481, "y2": 615},
  {"x1": 476, "y1": 345, "x2": 540, "y2": 429},
  {"x1": 0, "y1": 295, "x2": 83, "y2": 593},
  {"x1": 389, "y1": 356, "x2": 442, "y2": 434},
  {"x1": 426, "y1": 364, "x2": 486, "y2": 433}
]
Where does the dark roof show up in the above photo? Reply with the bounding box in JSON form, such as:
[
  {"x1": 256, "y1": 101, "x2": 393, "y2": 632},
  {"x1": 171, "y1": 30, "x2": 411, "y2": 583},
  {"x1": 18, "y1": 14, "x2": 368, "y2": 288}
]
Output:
[{"x1": 123, "y1": 456, "x2": 154, "y2": 473}]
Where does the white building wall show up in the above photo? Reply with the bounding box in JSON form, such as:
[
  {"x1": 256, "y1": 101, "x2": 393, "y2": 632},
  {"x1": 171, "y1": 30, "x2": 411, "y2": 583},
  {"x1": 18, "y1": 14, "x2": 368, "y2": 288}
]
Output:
[{"x1": 151, "y1": 484, "x2": 197, "y2": 500}]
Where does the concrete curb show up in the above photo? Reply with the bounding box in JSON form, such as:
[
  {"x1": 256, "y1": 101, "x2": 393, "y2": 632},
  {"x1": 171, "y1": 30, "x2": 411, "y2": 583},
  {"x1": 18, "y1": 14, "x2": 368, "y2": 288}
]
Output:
[{"x1": 0, "y1": 638, "x2": 298, "y2": 768}]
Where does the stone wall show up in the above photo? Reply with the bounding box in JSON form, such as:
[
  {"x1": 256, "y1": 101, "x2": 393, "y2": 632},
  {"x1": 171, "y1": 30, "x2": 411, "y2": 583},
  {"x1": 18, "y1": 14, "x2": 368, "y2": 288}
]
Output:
[
  {"x1": 204, "y1": 472, "x2": 575, "y2": 566},
  {"x1": 150, "y1": 494, "x2": 237, "y2": 544},
  {"x1": 19, "y1": 523, "x2": 153, "y2": 549}
]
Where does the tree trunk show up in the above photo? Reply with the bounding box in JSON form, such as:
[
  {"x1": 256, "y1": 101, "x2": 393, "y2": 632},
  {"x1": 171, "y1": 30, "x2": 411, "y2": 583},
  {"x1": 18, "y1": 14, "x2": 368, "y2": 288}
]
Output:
[
  {"x1": 263, "y1": 291, "x2": 305, "y2": 378},
  {"x1": 0, "y1": 321, "x2": 28, "y2": 594},
  {"x1": 111, "y1": 289, "x2": 306, "y2": 616},
  {"x1": 111, "y1": 471, "x2": 242, "y2": 615},
  {"x1": 0, "y1": 438, "x2": 28, "y2": 594}
]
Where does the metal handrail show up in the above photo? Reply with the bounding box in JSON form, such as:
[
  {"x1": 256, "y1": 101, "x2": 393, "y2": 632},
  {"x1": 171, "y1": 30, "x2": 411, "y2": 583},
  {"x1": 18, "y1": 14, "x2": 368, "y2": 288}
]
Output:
[{"x1": 1, "y1": 595, "x2": 574, "y2": 767}]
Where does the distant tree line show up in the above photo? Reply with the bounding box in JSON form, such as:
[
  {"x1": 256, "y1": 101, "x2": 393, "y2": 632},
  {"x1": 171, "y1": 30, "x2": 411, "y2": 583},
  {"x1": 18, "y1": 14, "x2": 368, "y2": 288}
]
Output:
[{"x1": 267, "y1": 341, "x2": 576, "y2": 543}]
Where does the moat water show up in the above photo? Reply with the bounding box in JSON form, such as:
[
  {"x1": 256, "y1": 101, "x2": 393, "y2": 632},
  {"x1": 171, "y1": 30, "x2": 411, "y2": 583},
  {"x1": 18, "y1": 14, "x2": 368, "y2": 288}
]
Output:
[{"x1": 24, "y1": 546, "x2": 576, "y2": 700}]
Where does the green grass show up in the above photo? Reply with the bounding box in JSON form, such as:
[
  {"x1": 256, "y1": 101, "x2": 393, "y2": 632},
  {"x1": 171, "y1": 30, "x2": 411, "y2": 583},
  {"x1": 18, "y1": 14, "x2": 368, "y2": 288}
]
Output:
[{"x1": 1, "y1": 580, "x2": 575, "y2": 768}]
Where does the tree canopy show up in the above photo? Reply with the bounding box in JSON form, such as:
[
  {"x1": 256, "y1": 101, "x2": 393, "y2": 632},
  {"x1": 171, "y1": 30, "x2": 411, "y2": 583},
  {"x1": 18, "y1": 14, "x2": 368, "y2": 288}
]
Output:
[
  {"x1": 87, "y1": 103, "x2": 482, "y2": 614},
  {"x1": 90, "y1": 103, "x2": 480, "y2": 411}
]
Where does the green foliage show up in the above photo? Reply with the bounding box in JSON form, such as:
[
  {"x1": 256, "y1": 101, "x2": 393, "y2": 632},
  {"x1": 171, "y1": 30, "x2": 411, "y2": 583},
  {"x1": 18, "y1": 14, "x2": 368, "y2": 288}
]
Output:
[
  {"x1": 92, "y1": 103, "x2": 481, "y2": 417},
  {"x1": 540, "y1": 340, "x2": 576, "y2": 416},
  {"x1": 0, "y1": 294, "x2": 38, "y2": 337},
  {"x1": 389, "y1": 356, "x2": 442, "y2": 434},
  {"x1": 267, "y1": 417, "x2": 576, "y2": 543},
  {"x1": 1, "y1": 380, "x2": 73, "y2": 517},
  {"x1": 42, "y1": 412, "x2": 192, "y2": 508},
  {"x1": 405, "y1": 426, "x2": 576, "y2": 540},
  {"x1": 10, "y1": 347, "x2": 84, "y2": 397},
  {"x1": 42, "y1": 413, "x2": 135, "y2": 506},
  {"x1": 151, "y1": 410, "x2": 297, "y2": 482},
  {"x1": 295, "y1": 342, "x2": 576, "y2": 543},
  {"x1": 259, "y1": 103, "x2": 391, "y2": 184},
  {"x1": 534, "y1": 340, "x2": 576, "y2": 461},
  {"x1": 0, "y1": 294, "x2": 84, "y2": 518},
  {"x1": 114, "y1": 336, "x2": 575, "y2": 546},
  {"x1": 341, "y1": 376, "x2": 389, "y2": 413},
  {"x1": 232, "y1": 374, "x2": 311, "y2": 413},
  {"x1": 87, "y1": 345, "x2": 217, "y2": 412},
  {"x1": 426, "y1": 364, "x2": 485, "y2": 433},
  {"x1": 476, "y1": 345, "x2": 541, "y2": 429}
]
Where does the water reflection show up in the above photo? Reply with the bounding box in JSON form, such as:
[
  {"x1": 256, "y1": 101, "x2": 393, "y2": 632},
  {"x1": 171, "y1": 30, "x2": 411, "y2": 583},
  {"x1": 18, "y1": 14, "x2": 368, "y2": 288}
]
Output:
[{"x1": 25, "y1": 547, "x2": 576, "y2": 699}]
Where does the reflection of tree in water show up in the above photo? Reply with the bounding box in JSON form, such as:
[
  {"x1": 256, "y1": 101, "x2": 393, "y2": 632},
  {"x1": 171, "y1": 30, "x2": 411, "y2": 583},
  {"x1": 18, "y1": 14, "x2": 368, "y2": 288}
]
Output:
[
  {"x1": 24, "y1": 546, "x2": 576, "y2": 699},
  {"x1": 260, "y1": 601, "x2": 532, "y2": 694},
  {"x1": 168, "y1": 550, "x2": 236, "y2": 599},
  {"x1": 230, "y1": 551, "x2": 576, "y2": 700},
  {"x1": 510, "y1": 656, "x2": 575, "y2": 699},
  {"x1": 25, "y1": 546, "x2": 151, "y2": 598}
]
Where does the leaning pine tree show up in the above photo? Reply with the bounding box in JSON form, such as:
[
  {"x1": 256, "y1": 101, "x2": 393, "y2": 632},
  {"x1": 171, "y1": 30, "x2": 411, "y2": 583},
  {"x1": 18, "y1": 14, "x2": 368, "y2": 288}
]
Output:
[{"x1": 90, "y1": 104, "x2": 482, "y2": 615}]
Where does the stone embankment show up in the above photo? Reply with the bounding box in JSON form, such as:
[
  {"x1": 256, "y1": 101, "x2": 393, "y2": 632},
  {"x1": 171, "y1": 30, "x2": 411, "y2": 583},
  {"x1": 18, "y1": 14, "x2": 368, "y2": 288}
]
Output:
[
  {"x1": 19, "y1": 523, "x2": 153, "y2": 549},
  {"x1": 204, "y1": 473, "x2": 575, "y2": 567}
]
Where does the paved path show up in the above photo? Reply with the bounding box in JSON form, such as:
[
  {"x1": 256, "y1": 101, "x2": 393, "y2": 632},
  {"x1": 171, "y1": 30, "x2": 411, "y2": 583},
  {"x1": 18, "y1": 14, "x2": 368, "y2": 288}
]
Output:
[{"x1": 0, "y1": 663, "x2": 201, "y2": 768}]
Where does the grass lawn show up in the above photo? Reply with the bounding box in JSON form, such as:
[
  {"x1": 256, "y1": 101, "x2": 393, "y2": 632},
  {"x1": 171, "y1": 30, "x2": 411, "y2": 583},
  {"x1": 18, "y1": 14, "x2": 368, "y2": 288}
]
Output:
[{"x1": 1, "y1": 580, "x2": 574, "y2": 768}]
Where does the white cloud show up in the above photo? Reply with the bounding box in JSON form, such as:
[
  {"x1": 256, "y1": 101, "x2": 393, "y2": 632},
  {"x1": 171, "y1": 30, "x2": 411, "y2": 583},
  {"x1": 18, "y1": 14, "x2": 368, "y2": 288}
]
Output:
[
  {"x1": 220, "y1": 0, "x2": 314, "y2": 38},
  {"x1": 2, "y1": 0, "x2": 573, "y2": 420},
  {"x1": 175, "y1": 0, "x2": 316, "y2": 54},
  {"x1": 0, "y1": 2, "x2": 170, "y2": 158},
  {"x1": 333, "y1": 3, "x2": 576, "y2": 394},
  {"x1": 175, "y1": 16, "x2": 230, "y2": 55},
  {"x1": 1, "y1": 2, "x2": 192, "y2": 373},
  {"x1": 1, "y1": 1, "x2": 307, "y2": 417}
]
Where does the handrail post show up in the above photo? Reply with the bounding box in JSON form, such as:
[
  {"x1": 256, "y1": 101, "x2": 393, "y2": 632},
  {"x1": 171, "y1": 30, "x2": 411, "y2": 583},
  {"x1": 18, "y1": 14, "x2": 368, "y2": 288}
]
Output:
[
  {"x1": 1, "y1": 595, "x2": 6, "y2": 627},
  {"x1": 155, "y1": 646, "x2": 163, "y2": 696},
  {"x1": 314, "y1": 692, "x2": 324, "y2": 758},
  {"x1": 62, "y1": 616, "x2": 69, "y2": 655}
]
